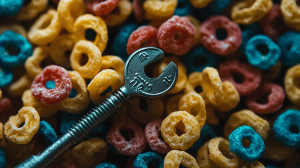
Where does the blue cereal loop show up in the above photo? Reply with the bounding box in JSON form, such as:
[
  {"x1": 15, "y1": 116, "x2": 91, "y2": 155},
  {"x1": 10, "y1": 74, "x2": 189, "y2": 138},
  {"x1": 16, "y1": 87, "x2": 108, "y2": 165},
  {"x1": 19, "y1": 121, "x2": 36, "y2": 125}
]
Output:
[
  {"x1": 182, "y1": 46, "x2": 221, "y2": 74},
  {"x1": 277, "y1": 31, "x2": 300, "y2": 67},
  {"x1": 37, "y1": 121, "x2": 58, "y2": 146},
  {"x1": 0, "y1": 31, "x2": 33, "y2": 69},
  {"x1": 245, "y1": 35, "x2": 281, "y2": 70},
  {"x1": 174, "y1": 0, "x2": 194, "y2": 16},
  {"x1": 229, "y1": 125, "x2": 265, "y2": 162},
  {"x1": 240, "y1": 23, "x2": 263, "y2": 53},
  {"x1": 0, "y1": 149, "x2": 5, "y2": 168},
  {"x1": 0, "y1": 66, "x2": 13, "y2": 88},
  {"x1": 95, "y1": 162, "x2": 118, "y2": 168},
  {"x1": 273, "y1": 109, "x2": 300, "y2": 148},
  {"x1": 133, "y1": 152, "x2": 164, "y2": 168},
  {"x1": 0, "y1": 0, "x2": 23, "y2": 16},
  {"x1": 199, "y1": 0, "x2": 231, "y2": 19}
]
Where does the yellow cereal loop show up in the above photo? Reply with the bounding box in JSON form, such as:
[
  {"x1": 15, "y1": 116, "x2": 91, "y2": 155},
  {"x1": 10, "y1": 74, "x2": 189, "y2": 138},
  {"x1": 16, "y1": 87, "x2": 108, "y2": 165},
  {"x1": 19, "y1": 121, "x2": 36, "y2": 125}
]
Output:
[
  {"x1": 196, "y1": 142, "x2": 218, "y2": 168},
  {"x1": 242, "y1": 161, "x2": 265, "y2": 168},
  {"x1": 50, "y1": 34, "x2": 75, "y2": 69},
  {"x1": 166, "y1": 94, "x2": 183, "y2": 115},
  {"x1": 7, "y1": 74, "x2": 32, "y2": 97},
  {"x1": 100, "y1": 55, "x2": 125, "y2": 84},
  {"x1": 4, "y1": 106, "x2": 40, "y2": 144},
  {"x1": 231, "y1": 0, "x2": 273, "y2": 25},
  {"x1": 28, "y1": 9, "x2": 62, "y2": 45},
  {"x1": 25, "y1": 46, "x2": 52, "y2": 80},
  {"x1": 73, "y1": 14, "x2": 108, "y2": 52},
  {"x1": 70, "y1": 40, "x2": 102, "y2": 79},
  {"x1": 103, "y1": 0, "x2": 133, "y2": 26},
  {"x1": 87, "y1": 69, "x2": 122, "y2": 104},
  {"x1": 212, "y1": 81, "x2": 240, "y2": 112},
  {"x1": 189, "y1": 0, "x2": 213, "y2": 8},
  {"x1": 224, "y1": 110, "x2": 270, "y2": 140},
  {"x1": 22, "y1": 89, "x2": 60, "y2": 118},
  {"x1": 183, "y1": 72, "x2": 209, "y2": 103},
  {"x1": 164, "y1": 150, "x2": 200, "y2": 168},
  {"x1": 179, "y1": 92, "x2": 206, "y2": 129},
  {"x1": 58, "y1": 71, "x2": 90, "y2": 114},
  {"x1": 186, "y1": 15, "x2": 201, "y2": 46},
  {"x1": 281, "y1": 0, "x2": 300, "y2": 31},
  {"x1": 208, "y1": 137, "x2": 242, "y2": 168},
  {"x1": 285, "y1": 64, "x2": 300, "y2": 105},
  {"x1": 0, "y1": 23, "x2": 27, "y2": 38},
  {"x1": 144, "y1": 0, "x2": 177, "y2": 20},
  {"x1": 58, "y1": 0, "x2": 85, "y2": 33},
  {"x1": 14, "y1": 0, "x2": 48, "y2": 21},
  {"x1": 0, "y1": 123, "x2": 6, "y2": 148},
  {"x1": 161, "y1": 111, "x2": 200, "y2": 150},
  {"x1": 202, "y1": 67, "x2": 223, "y2": 105}
]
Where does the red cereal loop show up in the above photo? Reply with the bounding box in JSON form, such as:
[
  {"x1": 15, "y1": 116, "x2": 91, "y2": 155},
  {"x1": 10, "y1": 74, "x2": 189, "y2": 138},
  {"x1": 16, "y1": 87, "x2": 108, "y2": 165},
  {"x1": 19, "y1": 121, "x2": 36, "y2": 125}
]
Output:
[
  {"x1": 133, "y1": 0, "x2": 145, "y2": 22},
  {"x1": 87, "y1": 0, "x2": 120, "y2": 16},
  {"x1": 127, "y1": 26, "x2": 159, "y2": 55},
  {"x1": 106, "y1": 116, "x2": 147, "y2": 156},
  {"x1": 200, "y1": 15, "x2": 242, "y2": 56},
  {"x1": 0, "y1": 98, "x2": 17, "y2": 123},
  {"x1": 31, "y1": 65, "x2": 72, "y2": 106},
  {"x1": 260, "y1": 4, "x2": 289, "y2": 42},
  {"x1": 49, "y1": 159, "x2": 77, "y2": 168},
  {"x1": 157, "y1": 15, "x2": 195, "y2": 55},
  {"x1": 145, "y1": 119, "x2": 171, "y2": 154},
  {"x1": 246, "y1": 83, "x2": 285, "y2": 114},
  {"x1": 219, "y1": 60, "x2": 261, "y2": 96}
]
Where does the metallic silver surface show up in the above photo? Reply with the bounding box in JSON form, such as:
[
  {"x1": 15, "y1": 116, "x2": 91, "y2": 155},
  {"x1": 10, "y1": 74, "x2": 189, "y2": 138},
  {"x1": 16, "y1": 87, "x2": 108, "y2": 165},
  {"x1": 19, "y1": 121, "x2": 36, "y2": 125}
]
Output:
[{"x1": 15, "y1": 47, "x2": 178, "y2": 168}]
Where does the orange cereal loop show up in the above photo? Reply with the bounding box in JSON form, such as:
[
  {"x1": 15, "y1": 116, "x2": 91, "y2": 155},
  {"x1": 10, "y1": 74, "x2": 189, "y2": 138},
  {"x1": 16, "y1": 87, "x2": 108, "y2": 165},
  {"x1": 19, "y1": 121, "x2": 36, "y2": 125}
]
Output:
[
  {"x1": 231, "y1": 0, "x2": 273, "y2": 25},
  {"x1": 7, "y1": 74, "x2": 33, "y2": 97},
  {"x1": 87, "y1": 69, "x2": 122, "y2": 104},
  {"x1": 70, "y1": 137, "x2": 108, "y2": 168},
  {"x1": 0, "y1": 23, "x2": 27, "y2": 38},
  {"x1": 0, "y1": 123, "x2": 6, "y2": 148},
  {"x1": 73, "y1": 14, "x2": 108, "y2": 52},
  {"x1": 166, "y1": 94, "x2": 183, "y2": 115},
  {"x1": 206, "y1": 105, "x2": 219, "y2": 125},
  {"x1": 25, "y1": 46, "x2": 52, "y2": 80},
  {"x1": 70, "y1": 40, "x2": 102, "y2": 79},
  {"x1": 202, "y1": 67, "x2": 223, "y2": 105},
  {"x1": 143, "y1": 0, "x2": 177, "y2": 20},
  {"x1": 103, "y1": 0, "x2": 133, "y2": 26},
  {"x1": 50, "y1": 34, "x2": 76, "y2": 69},
  {"x1": 161, "y1": 111, "x2": 200, "y2": 150},
  {"x1": 4, "y1": 106, "x2": 40, "y2": 144},
  {"x1": 22, "y1": 89, "x2": 59, "y2": 117},
  {"x1": 186, "y1": 15, "x2": 201, "y2": 47},
  {"x1": 242, "y1": 161, "x2": 265, "y2": 168},
  {"x1": 164, "y1": 150, "x2": 200, "y2": 168},
  {"x1": 179, "y1": 92, "x2": 206, "y2": 129},
  {"x1": 190, "y1": 0, "x2": 213, "y2": 8},
  {"x1": 208, "y1": 137, "x2": 242, "y2": 168},
  {"x1": 281, "y1": 0, "x2": 300, "y2": 31},
  {"x1": 58, "y1": 0, "x2": 85, "y2": 33},
  {"x1": 14, "y1": 0, "x2": 48, "y2": 21},
  {"x1": 212, "y1": 81, "x2": 240, "y2": 113},
  {"x1": 284, "y1": 64, "x2": 300, "y2": 106},
  {"x1": 196, "y1": 142, "x2": 218, "y2": 168},
  {"x1": 129, "y1": 98, "x2": 164, "y2": 125},
  {"x1": 100, "y1": 55, "x2": 125, "y2": 84},
  {"x1": 58, "y1": 71, "x2": 90, "y2": 114},
  {"x1": 224, "y1": 110, "x2": 270, "y2": 140},
  {"x1": 155, "y1": 57, "x2": 187, "y2": 94},
  {"x1": 28, "y1": 9, "x2": 62, "y2": 45}
]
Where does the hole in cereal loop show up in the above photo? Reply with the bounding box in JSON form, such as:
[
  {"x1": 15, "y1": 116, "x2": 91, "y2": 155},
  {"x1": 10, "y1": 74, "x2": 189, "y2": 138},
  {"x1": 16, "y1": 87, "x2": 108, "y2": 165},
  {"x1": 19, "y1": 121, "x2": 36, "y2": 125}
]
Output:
[
  {"x1": 85, "y1": 28, "x2": 97, "y2": 41},
  {"x1": 255, "y1": 91, "x2": 270, "y2": 104},
  {"x1": 176, "y1": 121, "x2": 185, "y2": 136},
  {"x1": 194, "y1": 85, "x2": 203, "y2": 93},
  {"x1": 256, "y1": 44, "x2": 269, "y2": 55},
  {"x1": 45, "y1": 81, "x2": 56, "y2": 89},
  {"x1": 242, "y1": 138, "x2": 250, "y2": 148},
  {"x1": 139, "y1": 98, "x2": 148, "y2": 112},
  {"x1": 289, "y1": 124, "x2": 299, "y2": 134},
  {"x1": 216, "y1": 29, "x2": 228, "y2": 41},
  {"x1": 5, "y1": 45, "x2": 20, "y2": 55},
  {"x1": 100, "y1": 86, "x2": 112, "y2": 96},
  {"x1": 233, "y1": 73, "x2": 245, "y2": 84},
  {"x1": 18, "y1": 122, "x2": 25, "y2": 128},
  {"x1": 120, "y1": 129, "x2": 135, "y2": 141},
  {"x1": 79, "y1": 53, "x2": 89, "y2": 66},
  {"x1": 68, "y1": 89, "x2": 77, "y2": 98}
]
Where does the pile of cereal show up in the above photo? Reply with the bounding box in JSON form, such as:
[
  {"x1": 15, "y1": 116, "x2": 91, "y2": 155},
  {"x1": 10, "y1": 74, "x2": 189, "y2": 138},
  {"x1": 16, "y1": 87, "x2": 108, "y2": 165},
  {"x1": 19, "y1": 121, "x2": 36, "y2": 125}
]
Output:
[{"x1": 0, "y1": 0, "x2": 299, "y2": 167}]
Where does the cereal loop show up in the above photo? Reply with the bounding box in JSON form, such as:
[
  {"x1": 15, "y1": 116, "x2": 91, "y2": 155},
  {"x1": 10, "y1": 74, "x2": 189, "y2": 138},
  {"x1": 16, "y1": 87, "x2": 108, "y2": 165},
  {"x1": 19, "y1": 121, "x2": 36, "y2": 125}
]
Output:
[
  {"x1": 100, "y1": 56, "x2": 125, "y2": 84},
  {"x1": 7, "y1": 74, "x2": 32, "y2": 97},
  {"x1": 284, "y1": 64, "x2": 300, "y2": 105},
  {"x1": 0, "y1": 23, "x2": 27, "y2": 38},
  {"x1": 14, "y1": 0, "x2": 48, "y2": 21},
  {"x1": 202, "y1": 67, "x2": 223, "y2": 105},
  {"x1": 103, "y1": 0, "x2": 133, "y2": 27},
  {"x1": 190, "y1": 0, "x2": 213, "y2": 8},
  {"x1": 196, "y1": 142, "x2": 218, "y2": 168},
  {"x1": 143, "y1": 0, "x2": 177, "y2": 19},
  {"x1": 281, "y1": 0, "x2": 300, "y2": 31},
  {"x1": 164, "y1": 150, "x2": 200, "y2": 168},
  {"x1": 87, "y1": 0, "x2": 120, "y2": 16},
  {"x1": 183, "y1": 72, "x2": 208, "y2": 103},
  {"x1": 0, "y1": 123, "x2": 6, "y2": 148},
  {"x1": 4, "y1": 106, "x2": 40, "y2": 144}
]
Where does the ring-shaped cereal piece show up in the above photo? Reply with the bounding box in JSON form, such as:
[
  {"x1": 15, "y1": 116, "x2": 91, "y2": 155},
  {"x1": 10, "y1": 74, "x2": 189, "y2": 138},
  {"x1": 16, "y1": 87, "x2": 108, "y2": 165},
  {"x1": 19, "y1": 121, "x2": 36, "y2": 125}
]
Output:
[
  {"x1": 145, "y1": 120, "x2": 171, "y2": 154},
  {"x1": 58, "y1": 0, "x2": 85, "y2": 33},
  {"x1": 0, "y1": 0, "x2": 22, "y2": 16},
  {"x1": 164, "y1": 150, "x2": 200, "y2": 168},
  {"x1": 103, "y1": 0, "x2": 133, "y2": 27},
  {"x1": 202, "y1": 67, "x2": 223, "y2": 105},
  {"x1": 87, "y1": 0, "x2": 120, "y2": 16},
  {"x1": 189, "y1": 0, "x2": 213, "y2": 8},
  {"x1": 208, "y1": 137, "x2": 242, "y2": 168},
  {"x1": 134, "y1": 152, "x2": 164, "y2": 168},
  {"x1": 246, "y1": 83, "x2": 285, "y2": 114},
  {"x1": 7, "y1": 74, "x2": 32, "y2": 97},
  {"x1": 200, "y1": 15, "x2": 242, "y2": 56},
  {"x1": 183, "y1": 72, "x2": 209, "y2": 103},
  {"x1": 174, "y1": 0, "x2": 194, "y2": 17},
  {"x1": 179, "y1": 92, "x2": 206, "y2": 129},
  {"x1": 58, "y1": 71, "x2": 90, "y2": 114},
  {"x1": 219, "y1": 60, "x2": 261, "y2": 96},
  {"x1": 143, "y1": 0, "x2": 177, "y2": 19},
  {"x1": 186, "y1": 15, "x2": 201, "y2": 47},
  {"x1": 161, "y1": 111, "x2": 200, "y2": 150},
  {"x1": 133, "y1": 0, "x2": 145, "y2": 22},
  {"x1": 100, "y1": 55, "x2": 125, "y2": 84},
  {"x1": 278, "y1": 31, "x2": 300, "y2": 67},
  {"x1": 50, "y1": 34, "x2": 75, "y2": 69},
  {"x1": 224, "y1": 110, "x2": 270, "y2": 140},
  {"x1": 284, "y1": 64, "x2": 300, "y2": 105},
  {"x1": 106, "y1": 116, "x2": 147, "y2": 156},
  {"x1": 196, "y1": 142, "x2": 218, "y2": 168},
  {"x1": 31, "y1": 65, "x2": 72, "y2": 106},
  {"x1": 4, "y1": 106, "x2": 40, "y2": 144},
  {"x1": 70, "y1": 40, "x2": 102, "y2": 79},
  {"x1": 0, "y1": 123, "x2": 6, "y2": 148},
  {"x1": 281, "y1": 0, "x2": 300, "y2": 31},
  {"x1": 14, "y1": 0, "x2": 48, "y2": 21},
  {"x1": 25, "y1": 46, "x2": 52, "y2": 80},
  {"x1": 73, "y1": 14, "x2": 108, "y2": 52},
  {"x1": 0, "y1": 23, "x2": 27, "y2": 38},
  {"x1": 231, "y1": 0, "x2": 273, "y2": 25},
  {"x1": 28, "y1": 9, "x2": 62, "y2": 45},
  {"x1": 242, "y1": 161, "x2": 265, "y2": 168},
  {"x1": 87, "y1": 69, "x2": 122, "y2": 104},
  {"x1": 166, "y1": 94, "x2": 183, "y2": 115}
]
